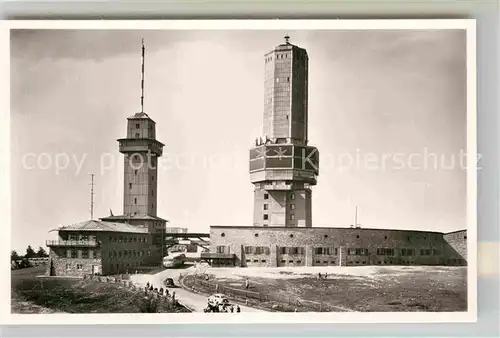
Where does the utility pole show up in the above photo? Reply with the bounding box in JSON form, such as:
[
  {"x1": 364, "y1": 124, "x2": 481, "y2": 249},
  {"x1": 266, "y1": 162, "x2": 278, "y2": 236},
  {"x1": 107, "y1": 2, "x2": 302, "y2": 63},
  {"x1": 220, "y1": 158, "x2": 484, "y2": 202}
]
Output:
[
  {"x1": 89, "y1": 173, "x2": 95, "y2": 220},
  {"x1": 355, "y1": 206, "x2": 358, "y2": 228}
]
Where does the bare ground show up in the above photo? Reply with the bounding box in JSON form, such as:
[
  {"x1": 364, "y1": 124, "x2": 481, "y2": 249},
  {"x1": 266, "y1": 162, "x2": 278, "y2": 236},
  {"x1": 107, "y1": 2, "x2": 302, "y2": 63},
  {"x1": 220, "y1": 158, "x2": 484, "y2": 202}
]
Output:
[{"x1": 194, "y1": 266, "x2": 467, "y2": 312}]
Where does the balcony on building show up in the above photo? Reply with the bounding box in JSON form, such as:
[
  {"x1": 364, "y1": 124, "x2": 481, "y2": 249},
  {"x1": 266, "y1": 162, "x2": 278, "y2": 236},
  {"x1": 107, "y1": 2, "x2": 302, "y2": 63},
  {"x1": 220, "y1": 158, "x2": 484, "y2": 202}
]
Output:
[{"x1": 46, "y1": 239, "x2": 101, "y2": 248}]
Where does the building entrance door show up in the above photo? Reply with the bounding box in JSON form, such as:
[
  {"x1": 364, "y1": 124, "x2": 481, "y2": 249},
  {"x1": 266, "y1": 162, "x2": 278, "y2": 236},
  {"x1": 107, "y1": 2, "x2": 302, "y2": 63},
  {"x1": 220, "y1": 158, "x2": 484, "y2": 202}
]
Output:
[{"x1": 92, "y1": 265, "x2": 100, "y2": 275}]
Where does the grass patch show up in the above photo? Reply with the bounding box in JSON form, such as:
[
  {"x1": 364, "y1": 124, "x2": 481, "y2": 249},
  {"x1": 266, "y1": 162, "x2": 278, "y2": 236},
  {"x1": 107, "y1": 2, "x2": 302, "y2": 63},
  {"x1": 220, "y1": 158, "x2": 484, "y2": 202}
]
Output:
[{"x1": 12, "y1": 276, "x2": 190, "y2": 314}]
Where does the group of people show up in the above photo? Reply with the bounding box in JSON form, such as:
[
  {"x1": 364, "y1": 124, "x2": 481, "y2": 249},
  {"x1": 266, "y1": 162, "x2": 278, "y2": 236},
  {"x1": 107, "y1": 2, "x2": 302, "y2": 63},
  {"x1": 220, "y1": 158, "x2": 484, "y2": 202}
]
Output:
[
  {"x1": 145, "y1": 281, "x2": 175, "y2": 301},
  {"x1": 317, "y1": 272, "x2": 329, "y2": 280},
  {"x1": 205, "y1": 302, "x2": 241, "y2": 313}
]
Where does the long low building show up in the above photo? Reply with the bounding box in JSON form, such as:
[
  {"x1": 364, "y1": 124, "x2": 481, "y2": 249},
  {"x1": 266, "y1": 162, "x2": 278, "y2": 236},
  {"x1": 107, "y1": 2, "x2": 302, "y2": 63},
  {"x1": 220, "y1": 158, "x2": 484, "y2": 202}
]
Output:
[{"x1": 204, "y1": 226, "x2": 467, "y2": 268}]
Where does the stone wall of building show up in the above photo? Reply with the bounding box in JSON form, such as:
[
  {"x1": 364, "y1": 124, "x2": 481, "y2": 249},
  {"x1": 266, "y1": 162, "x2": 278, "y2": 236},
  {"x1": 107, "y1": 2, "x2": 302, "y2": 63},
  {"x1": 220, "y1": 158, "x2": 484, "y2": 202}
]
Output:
[
  {"x1": 47, "y1": 249, "x2": 102, "y2": 277},
  {"x1": 51, "y1": 230, "x2": 158, "y2": 276},
  {"x1": 443, "y1": 230, "x2": 468, "y2": 265},
  {"x1": 209, "y1": 226, "x2": 462, "y2": 267}
]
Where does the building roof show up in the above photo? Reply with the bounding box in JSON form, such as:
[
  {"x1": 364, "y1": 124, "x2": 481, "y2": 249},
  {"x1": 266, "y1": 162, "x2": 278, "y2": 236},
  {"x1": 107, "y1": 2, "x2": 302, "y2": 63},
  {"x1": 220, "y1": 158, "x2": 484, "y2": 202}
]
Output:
[
  {"x1": 209, "y1": 225, "x2": 455, "y2": 235},
  {"x1": 116, "y1": 137, "x2": 165, "y2": 147},
  {"x1": 100, "y1": 214, "x2": 168, "y2": 222},
  {"x1": 50, "y1": 220, "x2": 149, "y2": 234},
  {"x1": 127, "y1": 112, "x2": 155, "y2": 121}
]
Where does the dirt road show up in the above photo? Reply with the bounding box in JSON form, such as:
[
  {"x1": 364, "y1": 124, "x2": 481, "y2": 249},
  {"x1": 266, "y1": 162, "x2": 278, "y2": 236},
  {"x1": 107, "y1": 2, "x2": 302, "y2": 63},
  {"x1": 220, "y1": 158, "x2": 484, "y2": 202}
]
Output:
[{"x1": 130, "y1": 267, "x2": 265, "y2": 313}]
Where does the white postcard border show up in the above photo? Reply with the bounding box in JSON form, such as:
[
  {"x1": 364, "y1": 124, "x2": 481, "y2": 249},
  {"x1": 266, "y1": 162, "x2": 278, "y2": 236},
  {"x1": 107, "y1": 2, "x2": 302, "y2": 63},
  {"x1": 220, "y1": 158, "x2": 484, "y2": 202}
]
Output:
[{"x1": 0, "y1": 19, "x2": 477, "y2": 325}]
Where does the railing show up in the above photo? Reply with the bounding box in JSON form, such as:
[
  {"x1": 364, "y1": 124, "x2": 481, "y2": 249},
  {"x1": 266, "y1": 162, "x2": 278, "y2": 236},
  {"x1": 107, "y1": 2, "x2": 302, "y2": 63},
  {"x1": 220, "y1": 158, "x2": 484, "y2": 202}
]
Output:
[
  {"x1": 46, "y1": 240, "x2": 100, "y2": 247},
  {"x1": 186, "y1": 274, "x2": 335, "y2": 312},
  {"x1": 82, "y1": 274, "x2": 188, "y2": 313}
]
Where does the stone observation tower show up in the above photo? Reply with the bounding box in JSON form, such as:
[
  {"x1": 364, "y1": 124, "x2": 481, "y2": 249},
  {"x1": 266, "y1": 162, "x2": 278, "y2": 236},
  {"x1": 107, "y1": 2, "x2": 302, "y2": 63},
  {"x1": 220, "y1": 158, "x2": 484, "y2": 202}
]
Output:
[
  {"x1": 117, "y1": 39, "x2": 164, "y2": 218},
  {"x1": 100, "y1": 39, "x2": 167, "y2": 263},
  {"x1": 249, "y1": 36, "x2": 319, "y2": 227}
]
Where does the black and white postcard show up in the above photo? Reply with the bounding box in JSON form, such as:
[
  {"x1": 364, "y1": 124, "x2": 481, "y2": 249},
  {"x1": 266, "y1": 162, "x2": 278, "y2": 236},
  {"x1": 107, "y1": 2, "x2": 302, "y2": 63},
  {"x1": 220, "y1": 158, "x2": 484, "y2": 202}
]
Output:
[{"x1": 0, "y1": 19, "x2": 477, "y2": 324}]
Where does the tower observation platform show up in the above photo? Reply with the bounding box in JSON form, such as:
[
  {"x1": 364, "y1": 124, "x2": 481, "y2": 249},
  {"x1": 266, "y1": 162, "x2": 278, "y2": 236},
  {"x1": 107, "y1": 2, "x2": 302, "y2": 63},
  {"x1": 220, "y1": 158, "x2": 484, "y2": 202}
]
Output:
[{"x1": 249, "y1": 36, "x2": 319, "y2": 228}]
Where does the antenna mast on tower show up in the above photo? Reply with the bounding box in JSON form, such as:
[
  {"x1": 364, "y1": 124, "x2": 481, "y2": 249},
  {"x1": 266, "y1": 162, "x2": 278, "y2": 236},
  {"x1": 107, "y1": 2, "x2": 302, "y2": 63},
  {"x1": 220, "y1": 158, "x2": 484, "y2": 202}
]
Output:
[
  {"x1": 140, "y1": 38, "x2": 145, "y2": 113},
  {"x1": 354, "y1": 206, "x2": 361, "y2": 228},
  {"x1": 89, "y1": 173, "x2": 95, "y2": 220}
]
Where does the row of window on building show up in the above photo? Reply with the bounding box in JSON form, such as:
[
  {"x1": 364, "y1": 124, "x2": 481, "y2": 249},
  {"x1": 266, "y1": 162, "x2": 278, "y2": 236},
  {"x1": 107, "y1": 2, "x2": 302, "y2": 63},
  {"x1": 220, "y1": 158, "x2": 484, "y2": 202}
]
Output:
[
  {"x1": 108, "y1": 249, "x2": 151, "y2": 259},
  {"x1": 108, "y1": 235, "x2": 148, "y2": 243},
  {"x1": 65, "y1": 249, "x2": 99, "y2": 259},
  {"x1": 244, "y1": 246, "x2": 271, "y2": 255},
  {"x1": 246, "y1": 259, "x2": 267, "y2": 263},
  {"x1": 66, "y1": 234, "x2": 96, "y2": 242},
  {"x1": 65, "y1": 263, "x2": 84, "y2": 270},
  {"x1": 239, "y1": 246, "x2": 443, "y2": 257},
  {"x1": 109, "y1": 261, "x2": 143, "y2": 271}
]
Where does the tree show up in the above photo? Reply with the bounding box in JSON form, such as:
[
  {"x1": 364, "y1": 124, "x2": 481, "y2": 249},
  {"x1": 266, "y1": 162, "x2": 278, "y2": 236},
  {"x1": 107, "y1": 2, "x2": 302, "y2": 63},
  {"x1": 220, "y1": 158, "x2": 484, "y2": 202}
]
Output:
[
  {"x1": 25, "y1": 245, "x2": 35, "y2": 259},
  {"x1": 36, "y1": 246, "x2": 48, "y2": 258},
  {"x1": 11, "y1": 250, "x2": 20, "y2": 261}
]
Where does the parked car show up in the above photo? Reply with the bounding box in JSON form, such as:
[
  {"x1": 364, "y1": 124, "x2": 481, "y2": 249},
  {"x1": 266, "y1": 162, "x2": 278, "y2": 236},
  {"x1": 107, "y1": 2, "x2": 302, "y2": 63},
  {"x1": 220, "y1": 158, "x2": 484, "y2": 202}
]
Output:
[
  {"x1": 164, "y1": 278, "x2": 176, "y2": 288},
  {"x1": 208, "y1": 293, "x2": 230, "y2": 306},
  {"x1": 204, "y1": 294, "x2": 231, "y2": 313}
]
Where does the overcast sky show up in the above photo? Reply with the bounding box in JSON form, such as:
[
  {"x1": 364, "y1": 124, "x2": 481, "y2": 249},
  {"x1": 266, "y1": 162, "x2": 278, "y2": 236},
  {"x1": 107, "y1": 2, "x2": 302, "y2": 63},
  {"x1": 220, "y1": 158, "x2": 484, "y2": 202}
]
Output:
[{"x1": 10, "y1": 29, "x2": 467, "y2": 252}]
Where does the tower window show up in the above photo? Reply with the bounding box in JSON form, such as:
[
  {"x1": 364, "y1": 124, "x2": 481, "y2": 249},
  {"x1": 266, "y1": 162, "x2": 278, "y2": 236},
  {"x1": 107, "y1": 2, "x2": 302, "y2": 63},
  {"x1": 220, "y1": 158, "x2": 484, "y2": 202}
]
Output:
[
  {"x1": 129, "y1": 183, "x2": 132, "y2": 189},
  {"x1": 136, "y1": 124, "x2": 140, "y2": 129},
  {"x1": 287, "y1": 77, "x2": 290, "y2": 82},
  {"x1": 276, "y1": 77, "x2": 280, "y2": 83},
  {"x1": 290, "y1": 214, "x2": 295, "y2": 221},
  {"x1": 135, "y1": 170, "x2": 138, "y2": 175},
  {"x1": 264, "y1": 193, "x2": 269, "y2": 200},
  {"x1": 263, "y1": 214, "x2": 268, "y2": 220},
  {"x1": 134, "y1": 198, "x2": 137, "y2": 205},
  {"x1": 152, "y1": 176, "x2": 154, "y2": 181},
  {"x1": 290, "y1": 193, "x2": 295, "y2": 200},
  {"x1": 290, "y1": 204, "x2": 295, "y2": 210},
  {"x1": 263, "y1": 204, "x2": 268, "y2": 210}
]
